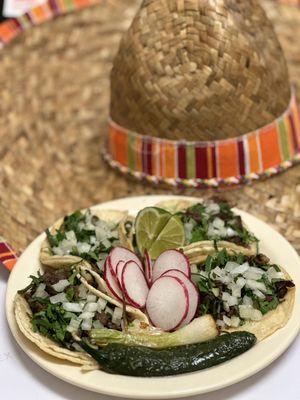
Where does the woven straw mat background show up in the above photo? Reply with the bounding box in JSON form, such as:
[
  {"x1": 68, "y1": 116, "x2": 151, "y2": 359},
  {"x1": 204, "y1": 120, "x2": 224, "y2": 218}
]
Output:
[{"x1": 0, "y1": 0, "x2": 299, "y2": 255}]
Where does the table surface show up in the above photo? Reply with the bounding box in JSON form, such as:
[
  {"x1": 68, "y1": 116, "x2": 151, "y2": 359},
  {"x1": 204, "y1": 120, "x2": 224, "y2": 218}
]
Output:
[{"x1": 1, "y1": 267, "x2": 300, "y2": 400}]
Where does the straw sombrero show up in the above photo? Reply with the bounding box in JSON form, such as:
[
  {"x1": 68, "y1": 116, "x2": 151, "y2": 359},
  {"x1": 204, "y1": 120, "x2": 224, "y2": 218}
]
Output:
[
  {"x1": 0, "y1": 0, "x2": 299, "y2": 264},
  {"x1": 106, "y1": 0, "x2": 300, "y2": 187}
]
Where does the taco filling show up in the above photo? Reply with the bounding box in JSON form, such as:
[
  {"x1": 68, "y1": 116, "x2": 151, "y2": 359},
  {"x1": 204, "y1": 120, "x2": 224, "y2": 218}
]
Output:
[
  {"x1": 178, "y1": 198, "x2": 258, "y2": 249},
  {"x1": 192, "y1": 249, "x2": 295, "y2": 329},
  {"x1": 45, "y1": 210, "x2": 121, "y2": 267},
  {"x1": 17, "y1": 266, "x2": 127, "y2": 351}
]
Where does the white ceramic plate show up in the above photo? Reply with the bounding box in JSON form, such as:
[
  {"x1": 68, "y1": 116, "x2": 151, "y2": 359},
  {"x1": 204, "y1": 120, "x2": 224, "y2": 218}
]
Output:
[{"x1": 6, "y1": 195, "x2": 300, "y2": 399}]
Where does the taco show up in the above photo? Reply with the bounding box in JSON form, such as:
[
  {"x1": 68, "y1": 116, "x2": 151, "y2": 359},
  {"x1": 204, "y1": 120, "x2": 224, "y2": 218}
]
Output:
[
  {"x1": 192, "y1": 249, "x2": 295, "y2": 341},
  {"x1": 40, "y1": 209, "x2": 128, "y2": 268},
  {"x1": 14, "y1": 261, "x2": 148, "y2": 368},
  {"x1": 155, "y1": 197, "x2": 258, "y2": 261}
]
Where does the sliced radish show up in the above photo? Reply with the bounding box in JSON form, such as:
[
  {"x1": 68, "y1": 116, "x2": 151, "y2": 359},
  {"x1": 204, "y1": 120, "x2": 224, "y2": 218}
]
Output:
[
  {"x1": 144, "y1": 250, "x2": 152, "y2": 285},
  {"x1": 116, "y1": 260, "x2": 126, "y2": 288},
  {"x1": 146, "y1": 276, "x2": 189, "y2": 331},
  {"x1": 121, "y1": 261, "x2": 149, "y2": 308},
  {"x1": 152, "y1": 249, "x2": 191, "y2": 282},
  {"x1": 104, "y1": 259, "x2": 123, "y2": 301},
  {"x1": 162, "y1": 269, "x2": 199, "y2": 327},
  {"x1": 109, "y1": 246, "x2": 143, "y2": 274}
]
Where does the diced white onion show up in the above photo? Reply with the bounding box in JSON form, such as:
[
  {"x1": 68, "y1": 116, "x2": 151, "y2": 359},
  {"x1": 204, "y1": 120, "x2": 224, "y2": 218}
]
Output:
[
  {"x1": 93, "y1": 320, "x2": 104, "y2": 329},
  {"x1": 230, "y1": 262, "x2": 249, "y2": 276},
  {"x1": 210, "y1": 266, "x2": 225, "y2": 278},
  {"x1": 52, "y1": 279, "x2": 70, "y2": 292},
  {"x1": 63, "y1": 302, "x2": 83, "y2": 312},
  {"x1": 112, "y1": 307, "x2": 123, "y2": 324},
  {"x1": 102, "y1": 239, "x2": 111, "y2": 248},
  {"x1": 267, "y1": 267, "x2": 284, "y2": 282},
  {"x1": 224, "y1": 261, "x2": 240, "y2": 272},
  {"x1": 213, "y1": 218, "x2": 225, "y2": 229},
  {"x1": 229, "y1": 283, "x2": 241, "y2": 298},
  {"x1": 223, "y1": 315, "x2": 232, "y2": 326},
  {"x1": 205, "y1": 202, "x2": 220, "y2": 215},
  {"x1": 211, "y1": 288, "x2": 220, "y2": 297},
  {"x1": 52, "y1": 247, "x2": 64, "y2": 256},
  {"x1": 87, "y1": 294, "x2": 97, "y2": 302},
  {"x1": 218, "y1": 275, "x2": 232, "y2": 285},
  {"x1": 79, "y1": 311, "x2": 95, "y2": 320},
  {"x1": 77, "y1": 242, "x2": 91, "y2": 254},
  {"x1": 184, "y1": 221, "x2": 196, "y2": 241},
  {"x1": 243, "y1": 296, "x2": 253, "y2": 307},
  {"x1": 222, "y1": 292, "x2": 238, "y2": 306},
  {"x1": 246, "y1": 279, "x2": 267, "y2": 292},
  {"x1": 66, "y1": 318, "x2": 81, "y2": 333},
  {"x1": 97, "y1": 298, "x2": 107, "y2": 311},
  {"x1": 236, "y1": 277, "x2": 246, "y2": 288},
  {"x1": 230, "y1": 316, "x2": 241, "y2": 328},
  {"x1": 81, "y1": 318, "x2": 93, "y2": 331},
  {"x1": 239, "y1": 305, "x2": 263, "y2": 321},
  {"x1": 50, "y1": 293, "x2": 68, "y2": 304},
  {"x1": 84, "y1": 302, "x2": 98, "y2": 312},
  {"x1": 95, "y1": 226, "x2": 108, "y2": 241},
  {"x1": 199, "y1": 270, "x2": 208, "y2": 279},
  {"x1": 253, "y1": 289, "x2": 265, "y2": 299},
  {"x1": 33, "y1": 283, "x2": 48, "y2": 298},
  {"x1": 65, "y1": 230, "x2": 76, "y2": 241},
  {"x1": 90, "y1": 236, "x2": 97, "y2": 244},
  {"x1": 226, "y1": 227, "x2": 238, "y2": 237}
]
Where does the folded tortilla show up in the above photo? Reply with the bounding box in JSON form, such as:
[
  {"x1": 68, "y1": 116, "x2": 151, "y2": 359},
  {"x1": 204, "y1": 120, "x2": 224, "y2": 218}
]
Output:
[
  {"x1": 78, "y1": 262, "x2": 149, "y2": 324},
  {"x1": 225, "y1": 268, "x2": 295, "y2": 341},
  {"x1": 40, "y1": 209, "x2": 127, "y2": 268},
  {"x1": 14, "y1": 262, "x2": 149, "y2": 368},
  {"x1": 14, "y1": 294, "x2": 98, "y2": 370},
  {"x1": 155, "y1": 199, "x2": 257, "y2": 258}
]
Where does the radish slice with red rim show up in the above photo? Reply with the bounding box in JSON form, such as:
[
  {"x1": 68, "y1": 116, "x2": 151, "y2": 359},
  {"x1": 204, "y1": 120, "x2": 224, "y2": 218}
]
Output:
[
  {"x1": 144, "y1": 250, "x2": 152, "y2": 285},
  {"x1": 152, "y1": 249, "x2": 191, "y2": 282},
  {"x1": 121, "y1": 261, "x2": 149, "y2": 308},
  {"x1": 104, "y1": 258, "x2": 123, "y2": 301},
  {"x1": 116, "y1": 260, "x2": 126, "y2": 289},
  {"x1": 146, "y1": 276, "x2": 189, "y2": 331},
  {"x1": 162, "y1": 269, "x2": 199, "y2": 327},
  {"x1": 109, "y1": 246, "x2": 143, "y2": 274}
]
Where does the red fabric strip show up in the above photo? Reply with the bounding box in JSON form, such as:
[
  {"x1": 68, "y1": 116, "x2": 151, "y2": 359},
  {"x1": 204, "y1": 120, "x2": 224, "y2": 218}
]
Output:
[
  {"x1": 0, "y1": 242, "x2": 10, "y2": 252},
  {"x1": 178, "y1": 142, "x2": 187, "y2": 179},
  {"x1": 238, "y1": 140, "x2": 246, "y2": 176},
  {"x1": 142, "y1": 138, "x2": 148, "y2": 173},
  {"x1": 0, "y1": 254, "x2": 16, "y2": 262},
  {"x1": 195, "y1": 145, "x2": 208, "y2": 179},
  {"x1": 146, "y1": 140, "x2": 152, "y2": 175},
  {"x1": 289, "y1": 112, "x2": 300, "y2": 152},
  {"x1": 212, "y1": 144, "x2": 217, "y2": 178},
  {"x1": 49, "y1": 0, "x2": 60, "y2": 14}
]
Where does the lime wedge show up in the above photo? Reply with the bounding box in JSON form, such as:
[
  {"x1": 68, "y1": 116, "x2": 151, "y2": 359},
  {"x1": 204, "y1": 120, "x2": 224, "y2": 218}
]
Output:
[
  {"x1": 135, "y1": 207, "x2": 171, "y2": 256},
  {"x1": 148, "y1": 215, "x2": 185, "y2": 260}
]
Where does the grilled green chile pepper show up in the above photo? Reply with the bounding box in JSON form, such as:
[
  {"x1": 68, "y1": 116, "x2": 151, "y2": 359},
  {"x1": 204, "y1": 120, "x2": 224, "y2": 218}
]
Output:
[{"x1": 80, "y1": 331, "x2": 256, "y2": 377}]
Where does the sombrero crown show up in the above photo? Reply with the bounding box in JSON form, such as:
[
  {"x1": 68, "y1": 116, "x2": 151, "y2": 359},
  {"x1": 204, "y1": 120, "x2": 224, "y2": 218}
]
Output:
[{"x1": 110, "y1": 0, "x2": 290, "y2": 141}]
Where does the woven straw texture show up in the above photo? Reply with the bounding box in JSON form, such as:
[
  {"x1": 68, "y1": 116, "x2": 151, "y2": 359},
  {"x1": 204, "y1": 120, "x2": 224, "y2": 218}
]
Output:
[
  {"x1": 0, "y1": 0, "x2": 299, "y2": 255},
  {"x1": 111, "y1": 0, "x2": 290, "y2": 141}
]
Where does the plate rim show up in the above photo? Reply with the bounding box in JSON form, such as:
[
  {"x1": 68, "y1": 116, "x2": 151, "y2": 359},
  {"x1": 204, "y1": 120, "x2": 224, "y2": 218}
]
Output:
[{"x1": 5, "y1": 195, "x2": 300, "y2": 399}]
